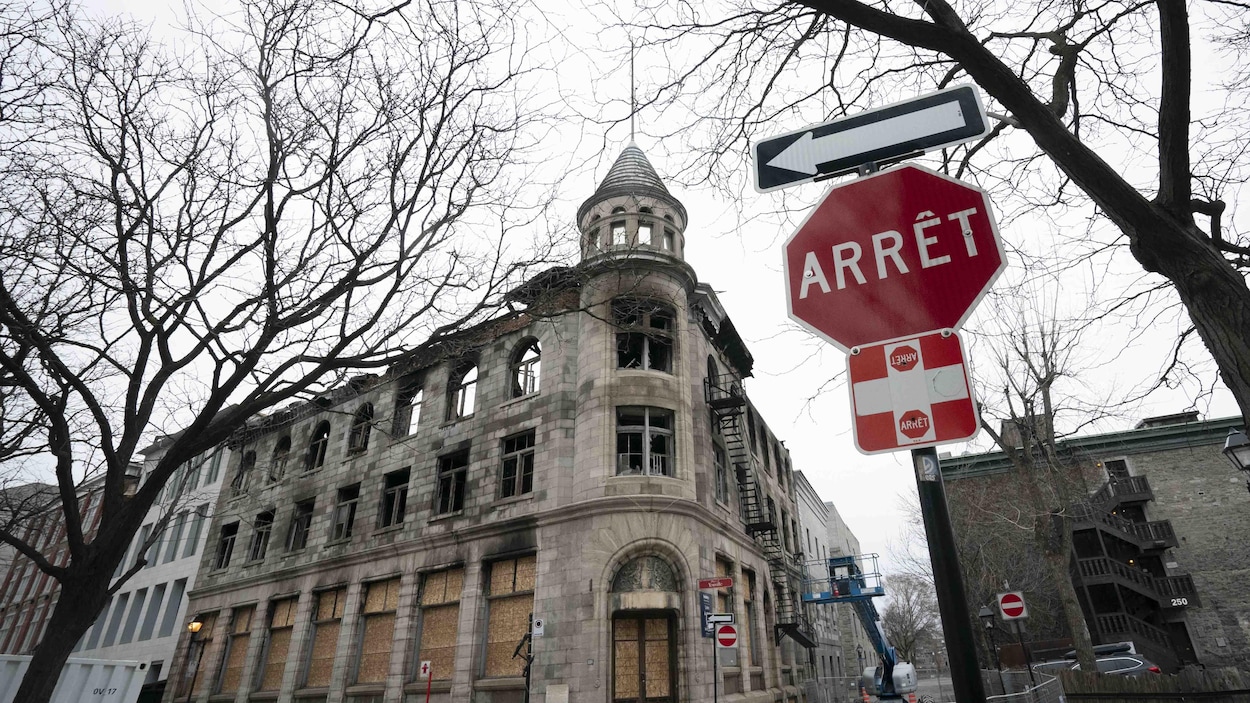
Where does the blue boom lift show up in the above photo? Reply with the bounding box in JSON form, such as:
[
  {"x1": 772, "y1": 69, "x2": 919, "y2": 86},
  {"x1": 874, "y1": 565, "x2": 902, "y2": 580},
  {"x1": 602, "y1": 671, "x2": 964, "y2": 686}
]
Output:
[{"x1": 802, "y1": 554, "x2": 917, "y2": 700}]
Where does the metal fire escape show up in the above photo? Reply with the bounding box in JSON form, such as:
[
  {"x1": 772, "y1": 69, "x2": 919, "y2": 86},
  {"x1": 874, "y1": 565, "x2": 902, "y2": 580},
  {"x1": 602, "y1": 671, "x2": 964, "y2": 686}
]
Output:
[{"x1": 706, "y1": 373, "x2": 817, "y2": 649}]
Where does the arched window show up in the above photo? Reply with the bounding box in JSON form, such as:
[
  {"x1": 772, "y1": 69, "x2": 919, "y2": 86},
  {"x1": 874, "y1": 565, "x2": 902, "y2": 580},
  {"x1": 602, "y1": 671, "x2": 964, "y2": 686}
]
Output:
[
  {"x1": 305, "y1": 421, "x2": 330, "y2": 472},
  {"x1": 510, "y1": 339, "x2": 541, "y2": 398},
  {"x1": 393, "y1": 375, "x2": 423, "y2": 436},
  {"x1": 232, "y1": 451, "x2": 256, "y2": 496},
  {"x1": 610, "y1": 555, "x2": 678, "y2": 592},
  {"x1": 447, "y1": 360, "x2": 478, "y2": 420},
  {"x1": 613, "y1": 299, "x2": 673, "y2": 372},
  {"x1": 348, "y1": 403, "x2": 373, "y2": 453},
  {"x1": 269, "y1": 436, "x2": 291, "y2": 482}
]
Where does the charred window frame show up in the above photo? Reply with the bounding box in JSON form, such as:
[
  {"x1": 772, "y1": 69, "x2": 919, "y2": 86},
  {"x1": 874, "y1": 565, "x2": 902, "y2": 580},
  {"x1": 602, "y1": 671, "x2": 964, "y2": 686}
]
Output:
[{"x1": 613, "y1": 299, "x2": 674, "y2": 372}]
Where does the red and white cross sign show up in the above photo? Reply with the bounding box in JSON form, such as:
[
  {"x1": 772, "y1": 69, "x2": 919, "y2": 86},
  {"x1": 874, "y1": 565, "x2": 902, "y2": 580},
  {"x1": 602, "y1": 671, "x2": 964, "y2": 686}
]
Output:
[
  {"x1": 848, "y1": 331, "x2": 978, "y2": 454},
  {"x1": 419, "y1": 660, "x2": 432, "y2": 679}
]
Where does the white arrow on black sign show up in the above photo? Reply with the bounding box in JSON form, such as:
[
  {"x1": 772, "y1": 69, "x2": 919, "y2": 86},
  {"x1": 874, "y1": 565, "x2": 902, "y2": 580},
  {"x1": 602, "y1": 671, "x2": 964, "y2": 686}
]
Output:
[{"x1": 752, "y1": 85, "x2": 990, "y2": 193}]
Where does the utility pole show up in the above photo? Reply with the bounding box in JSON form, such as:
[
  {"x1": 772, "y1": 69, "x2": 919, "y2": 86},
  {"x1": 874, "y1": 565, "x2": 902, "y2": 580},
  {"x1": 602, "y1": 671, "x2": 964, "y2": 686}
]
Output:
[{"x1": 914, "y1": 447, "x2": 986, "y2": 703}]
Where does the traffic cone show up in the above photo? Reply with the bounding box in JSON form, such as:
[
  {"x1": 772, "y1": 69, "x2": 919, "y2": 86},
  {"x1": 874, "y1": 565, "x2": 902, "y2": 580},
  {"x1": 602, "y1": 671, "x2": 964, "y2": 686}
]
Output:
[
  {"x1": 861, "y1": 686, "x2": 871, "y2": 703},
  {"x1": 908, "y1": 693, "x2": 917, "y2": 703}
]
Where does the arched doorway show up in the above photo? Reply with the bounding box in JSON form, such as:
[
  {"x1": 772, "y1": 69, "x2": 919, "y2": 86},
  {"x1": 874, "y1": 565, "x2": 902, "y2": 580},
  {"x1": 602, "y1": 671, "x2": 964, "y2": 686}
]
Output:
[{"x1": 610, "y1": 556, "x2": 679, "y2": 703}]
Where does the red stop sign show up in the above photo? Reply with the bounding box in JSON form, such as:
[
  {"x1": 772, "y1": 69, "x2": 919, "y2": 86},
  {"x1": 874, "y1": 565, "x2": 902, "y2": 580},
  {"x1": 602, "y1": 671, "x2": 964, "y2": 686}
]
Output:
[
  {"x1": 889, "y1": 345, "x2": 919, "y2": 372},
  {"x1": 784, "y1": 165, "x2": 1005, "y2": 351},
  {"x1": 898, "y1": 409, "x2": 930, "y2": 439}
]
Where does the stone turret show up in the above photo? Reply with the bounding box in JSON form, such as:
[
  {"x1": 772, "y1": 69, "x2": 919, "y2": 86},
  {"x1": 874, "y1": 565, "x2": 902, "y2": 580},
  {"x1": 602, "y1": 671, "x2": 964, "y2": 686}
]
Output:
[{"x1": 577, "y1": 144, "x2": 688, "y2": 261}]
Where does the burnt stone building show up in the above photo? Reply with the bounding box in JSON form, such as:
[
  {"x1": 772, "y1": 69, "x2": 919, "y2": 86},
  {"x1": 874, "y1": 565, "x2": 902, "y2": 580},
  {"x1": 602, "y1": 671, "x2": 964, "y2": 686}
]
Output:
[{"x1": 168, "y1": 144, "x2": 818, "y2": 703}]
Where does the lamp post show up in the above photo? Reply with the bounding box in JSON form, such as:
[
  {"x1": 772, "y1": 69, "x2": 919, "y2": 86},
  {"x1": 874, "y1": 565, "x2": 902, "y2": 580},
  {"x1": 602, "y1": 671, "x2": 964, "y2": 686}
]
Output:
[
  {"x1": 978, "y1": 605, "x2": 1005, "y2": 693},
  {"x1": 182, "y1": 617, "x2": 205, "y2": 703},
  {"x1": 856, "y1": 644, "x2": 864, "y2": 673},
  {"x1": 1222, "y1": 429, "x2": 1250, "y2": 493}
]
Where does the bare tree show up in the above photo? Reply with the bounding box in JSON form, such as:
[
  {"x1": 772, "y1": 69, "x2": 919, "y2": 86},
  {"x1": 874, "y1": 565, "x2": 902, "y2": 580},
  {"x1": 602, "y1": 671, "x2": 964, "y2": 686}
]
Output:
[
  {"x1": 881, "y1": 573, "x2": 940, "y2": 664},
  {"x1": 617, "y1": 0, "x2": 1250, "y2": 427},
  {"x1": 0, "y1": 0, "x2": 558, "y2": 698}
]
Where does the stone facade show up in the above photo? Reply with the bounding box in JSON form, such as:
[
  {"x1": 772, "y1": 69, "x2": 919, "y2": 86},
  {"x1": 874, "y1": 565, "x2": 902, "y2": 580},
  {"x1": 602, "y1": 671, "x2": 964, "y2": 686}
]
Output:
[
  {"x1": 168, "y1": 145, "x2": 815, "y2": 703},
  {"x1": 941, "y1": 413, "x2": 1250, "y2": 677}
]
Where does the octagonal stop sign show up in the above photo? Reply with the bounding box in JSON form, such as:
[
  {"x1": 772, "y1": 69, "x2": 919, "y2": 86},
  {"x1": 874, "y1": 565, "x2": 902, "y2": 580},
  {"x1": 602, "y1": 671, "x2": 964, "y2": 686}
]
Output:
[{"x1": 784, "y1": 165, "x2": 1006, "y2": 351}]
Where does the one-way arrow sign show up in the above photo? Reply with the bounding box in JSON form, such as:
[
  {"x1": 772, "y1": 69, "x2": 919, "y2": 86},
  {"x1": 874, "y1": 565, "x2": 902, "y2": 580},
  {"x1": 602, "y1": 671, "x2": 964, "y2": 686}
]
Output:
[{"x1": 752, "y1": 85, "x2": 990, "y2": 193}]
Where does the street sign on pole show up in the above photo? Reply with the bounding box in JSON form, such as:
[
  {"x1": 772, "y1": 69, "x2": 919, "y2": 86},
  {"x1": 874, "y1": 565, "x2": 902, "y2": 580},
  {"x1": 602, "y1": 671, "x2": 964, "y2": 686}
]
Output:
[
  {"x1": 997, "y1": 592, "x2": 1028, "y2": 620},
  {"x1": 715, "y1": 624, "x2": 738, "y2": 649},
  {"x1": 753, "y1": 85, "x2": 989, "y2": 192},
  {"x1": 705, "y1": 613, "x2": 735, "y2": 625},
  {"x1": 699, "y1": 592, "x2": 714, "y2": 637},
  {"x1": 848, "y1": 332, "x2": 979, "y2": 454},
  {"x1": 782, "y1": 164, "x2": 1005, "y2": 353},
  {"x1": 419, "y1": 660, "x2": 432, "y2": 679},
  {"x1": 698, "y1": 577, "x2": 734, "y2": 590}
]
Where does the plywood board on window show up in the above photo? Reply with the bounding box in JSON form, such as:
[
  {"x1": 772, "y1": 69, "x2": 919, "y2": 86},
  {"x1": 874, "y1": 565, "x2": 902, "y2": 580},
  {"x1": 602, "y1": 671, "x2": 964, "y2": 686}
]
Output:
[
  {"x1": 484, "y1": 595, "x2": 530, "y2": 676},
  {"x1": 421, "y1": 569, "x2": 462, "y2": 606},
  {"x1": 258, "y1": 628, "x2": 291, "y2": 691},
  {"x1": 271, "y1": 598, "x2": 298, "y2": 628},
  {"x1": 218, "y1": 632, "x2": 251, "y2": 692},
  {"x1": 614, "y1": 640, "x2": 639, "y2": 699},
  {"x1": 356, "y1": 614, "x2": 395, "y2": 683},
  {"x1": 364, "y1": 578, "x2": 399, "y2": 614},
  {"x1": 305, "y1": 621, "x2": 340, "y2": 688},
  {"x1": 316, "y1": 589, "x2": 345, "y2": 621},
  {"x1": 418, "y1": 604, "x2": 458, "y2": 680},
  {"x1": 645, "y1": 638, "x2": 670, "y2": 698}
]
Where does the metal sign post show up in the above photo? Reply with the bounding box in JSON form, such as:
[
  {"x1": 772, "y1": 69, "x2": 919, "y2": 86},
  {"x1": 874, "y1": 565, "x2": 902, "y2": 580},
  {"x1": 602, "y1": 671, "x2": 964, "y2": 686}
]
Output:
[{"x1": 914, "y1": 447, "x2": 986, "y2": 703}]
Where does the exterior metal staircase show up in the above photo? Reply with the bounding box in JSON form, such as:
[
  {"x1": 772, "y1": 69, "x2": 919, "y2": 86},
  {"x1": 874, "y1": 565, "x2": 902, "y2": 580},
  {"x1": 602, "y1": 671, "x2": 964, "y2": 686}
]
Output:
[
  {"x1": 706, "y1": 373, "x2": 816, "y2": 649},
  {"x1": 1075, "y1": 557, "x2": 1199, "y2": 608}
]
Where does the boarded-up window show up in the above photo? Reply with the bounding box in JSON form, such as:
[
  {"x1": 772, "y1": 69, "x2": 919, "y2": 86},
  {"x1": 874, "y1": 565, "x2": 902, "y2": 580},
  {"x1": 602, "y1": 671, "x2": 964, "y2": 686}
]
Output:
[
  {"x1": 178, "y1": 611, "x2": 217, "y2": 697},
  {"x1": 743, "y1": 570, "x2": 758, "y2": 667},
  {"x1": 304, "y1": 589, "x2": 346, "y2": 688},
  {"x1": 417, "y1": 567, "x2": 463, "y2": 681},
  {"x1": 217, "y1": 606, "x2": 254, "y2": 694},
  {"x1": 483, "y1": 556, "x2": 536, "y2": 677},
  {"x1": 715, "y1": 558, "x2": 734, "y2": 615},
  {"x1": 356, "y1": 578, "x2": 400, "y2": 684},
  {"x1": 257, "y1": 598, "x2": 298, "y2": 691}
]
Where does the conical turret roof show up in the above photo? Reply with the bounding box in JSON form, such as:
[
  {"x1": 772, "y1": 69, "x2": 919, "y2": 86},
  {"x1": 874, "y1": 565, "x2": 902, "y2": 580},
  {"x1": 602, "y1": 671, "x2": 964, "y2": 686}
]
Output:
[{"x1": 577, "y1": 144, "x2": 687, "y2": 224}]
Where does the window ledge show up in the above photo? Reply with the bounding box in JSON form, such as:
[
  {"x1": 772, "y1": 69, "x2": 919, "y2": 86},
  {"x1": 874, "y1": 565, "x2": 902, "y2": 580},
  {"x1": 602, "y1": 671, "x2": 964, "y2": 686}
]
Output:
[
  {"x1": 492, "y1": 493, "x2": 534, "y2": 508},
  {"x1": 293, "y1": 687, "x2": 330, "y2": 700},
  {"x1": 473, "y1": 677, "x2": 525, "y2": 691},
  {"x1": 440, "y1": 415, "x2": 474, "y2": 428},
  {"x1": 429, "y1": 510, "x2": 464, "y2": 523},
  {"x1": 404, "y1": 679, "x2": 452, "y2": 694},
  {"x1": 499, "y1": 393, "x2": 538, "y2": 409},
  {"x1": 373, "y1": 524, "x2": 404, "y2": 535},
  {"x1": 323, "y1": 538, "x2": 352, "y2": 548},
  {"x1": 248, "y1": 691, "x2": 279, "y2": 701},
  {"x1": 345, "y1": 683, "x2": 385, "y2": 696},
  {"x1": 614, "y1": 367, "x2": 673, "y2": 376},
  {"x1": 243, "y1": 558, "x2": 265, "y2": 567},
  {"x1": 611, "y1": 473, "x2": 679, "y2": 480}
]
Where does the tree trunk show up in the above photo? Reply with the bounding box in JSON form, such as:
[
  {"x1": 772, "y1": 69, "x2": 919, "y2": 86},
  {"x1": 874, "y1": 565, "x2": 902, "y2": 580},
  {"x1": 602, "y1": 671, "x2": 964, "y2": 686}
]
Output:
[
  {"x1": 1043, "y1": 552, "x2": 1096, "y2": 672},
  {"x1": 15, "y1": 564, "x2": 115, "y2": 703}
]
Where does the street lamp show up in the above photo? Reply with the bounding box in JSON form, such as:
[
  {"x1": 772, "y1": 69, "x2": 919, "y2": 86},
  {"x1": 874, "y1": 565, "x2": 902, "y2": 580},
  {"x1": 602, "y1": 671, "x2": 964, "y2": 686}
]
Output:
[
  {"x1": 183, "y1": 617, "x2": 205, "y2": 703},
  {"x1": 1222, "y1": 429, "x2": 1250, "y2": 492},
  {"x1": 856, "y1": 644, "x2": 864, "y2": 672},
  {"x1": 979, "y1": 605, "x2": 1005, "y2": 693}
]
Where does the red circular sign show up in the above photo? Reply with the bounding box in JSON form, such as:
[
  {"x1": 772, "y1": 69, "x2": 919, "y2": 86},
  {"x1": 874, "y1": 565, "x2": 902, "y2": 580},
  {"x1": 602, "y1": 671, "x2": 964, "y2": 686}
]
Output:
[
  {"x1": 898, "y1": 409, "x2": 931, "y2": 439},
  {"x1": 784, "y1": 165, "x2": 1005, "y2": 351},
  {"x1": 1000, "y1": 592, "x2": 1025, "y2": 618},
  {"x1": 716, "y1": 624, "x2": 738, "y2": 647}
]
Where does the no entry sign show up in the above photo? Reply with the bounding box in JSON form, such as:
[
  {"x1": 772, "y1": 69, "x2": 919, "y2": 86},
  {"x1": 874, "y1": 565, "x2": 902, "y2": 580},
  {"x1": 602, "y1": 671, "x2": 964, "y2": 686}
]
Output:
[
  {"x1": 848, "y1": 331, "x2": 979, "y2": 454},
  {"x1": 997, "y1": 591, "x2": 1028, "y2": 620},
  {"x1": 783, "y1": 164, "x2": 1005, "y2": 352},
  {"x1": 715, "y1": 624, "x2": 738, "y2": 648}
]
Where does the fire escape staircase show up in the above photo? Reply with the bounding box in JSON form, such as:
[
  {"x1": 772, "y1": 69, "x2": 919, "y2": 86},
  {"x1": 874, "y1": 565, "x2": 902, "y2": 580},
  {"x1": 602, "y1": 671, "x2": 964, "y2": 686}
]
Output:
[{"x1": 707, "y1": 374, "x2": 816, "y2": 649}]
